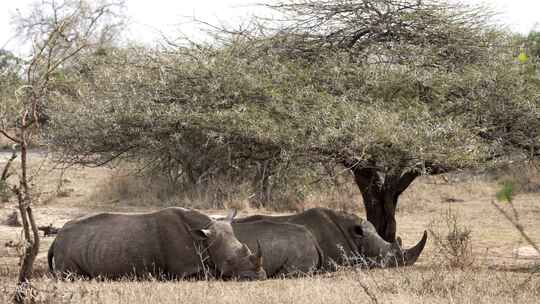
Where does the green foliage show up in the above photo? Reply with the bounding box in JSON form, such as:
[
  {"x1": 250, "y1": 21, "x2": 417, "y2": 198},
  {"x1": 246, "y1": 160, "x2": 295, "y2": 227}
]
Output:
[
  {"x1": 0, "y1": 49, "x2": 23, "y2": 122},
  {"x1": 527, "y1": 31, "x2": 540, "y2": 59},
  {"x1": 496, "y1": 182, "x2": 515, "y2": 203},
  {"x1": 518, "y1": 52, "x2": 529, "y2": 64},
  {"x1": 515, "y1": 31, "x2": 540, "y2": 80},
  {"x1": 46, "y1": 1, "x2": 540, "y2": 205}
]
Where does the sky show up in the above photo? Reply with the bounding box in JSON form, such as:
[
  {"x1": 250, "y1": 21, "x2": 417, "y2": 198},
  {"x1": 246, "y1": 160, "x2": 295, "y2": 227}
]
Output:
[{"x1": 1, "y1": 0, "x2": 539, "y2": 54}]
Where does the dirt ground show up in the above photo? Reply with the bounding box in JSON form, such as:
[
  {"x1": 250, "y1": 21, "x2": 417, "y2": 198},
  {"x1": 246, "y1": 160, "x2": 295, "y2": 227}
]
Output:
[{"x1": 0, "y1": 155, "x2": 539, "y2": 303}]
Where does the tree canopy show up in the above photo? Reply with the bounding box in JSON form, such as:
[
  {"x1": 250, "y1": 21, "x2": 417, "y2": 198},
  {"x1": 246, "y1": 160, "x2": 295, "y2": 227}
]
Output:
[{"x1": 46, "y1": 0, "x2": 540, "y2": 241}]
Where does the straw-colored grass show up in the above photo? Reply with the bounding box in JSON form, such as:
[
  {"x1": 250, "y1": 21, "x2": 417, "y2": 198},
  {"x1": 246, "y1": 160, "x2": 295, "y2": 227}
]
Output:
[
  {"x1": 0, "y1": 154, "x2": 539, "y2": 303},
  {"x1": 0, "y1": 265, "x2": 538, "y2": 304}
]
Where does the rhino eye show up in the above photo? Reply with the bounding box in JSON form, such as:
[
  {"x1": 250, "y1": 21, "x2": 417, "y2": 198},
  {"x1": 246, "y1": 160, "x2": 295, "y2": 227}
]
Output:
[{"x1": 351, "y1": 225, "x2": 363, "y2": 238}]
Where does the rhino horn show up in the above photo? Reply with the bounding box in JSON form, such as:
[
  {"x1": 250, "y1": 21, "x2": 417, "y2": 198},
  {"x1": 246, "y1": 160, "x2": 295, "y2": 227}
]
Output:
[
  {"x1": 401, "y1": 231, "x2": 428, "y2": 266},
  {"x1": 256, "y1": 240, "x2": 264, "y2": 270},
  {"x1": 224, "y1": 209, "x2": 237, "y2": 222}
]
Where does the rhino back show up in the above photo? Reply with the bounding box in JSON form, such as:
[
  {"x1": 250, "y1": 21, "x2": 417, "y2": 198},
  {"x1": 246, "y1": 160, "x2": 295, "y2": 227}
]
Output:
[
  {"x1": 235, "y1": 208, "x2": 357, "y2": 267},
  {"x1": 53, "y1": 208, "x2": 208, "y2": 278},
  {"x1": 233, "y1": 220, "x2": 320, "y2": 277}
]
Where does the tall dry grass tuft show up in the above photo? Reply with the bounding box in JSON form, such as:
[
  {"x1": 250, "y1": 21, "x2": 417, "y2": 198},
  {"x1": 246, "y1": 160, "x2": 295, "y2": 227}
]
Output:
[
  {"x1": 81, "y1": 161, "x2": 540, "y2": 213},
  {"x1": 85, "y1": 169, "x2": 366, "y2": 212},
  {"x1": 304, "y1": 185, "x2": 361, "y2": 213},
  {"x1": 428, "y1": 207, "x2": 475, "y2": 269},
  {"x1": 86, "y1": 173, "x2": 166, "y2": 207},
  {"x1": 87, "y1": 172, "x2": 260, "y2": 210}
]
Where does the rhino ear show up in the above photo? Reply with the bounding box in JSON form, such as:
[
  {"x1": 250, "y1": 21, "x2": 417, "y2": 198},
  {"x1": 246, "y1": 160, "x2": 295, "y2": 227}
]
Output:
[
  {"x1": 396, "y1": 236, "x2": 403, "y2": 247},
  {"x1": 349, "y1": 225, "x2": 363, "y2": 238},
  {"x1": 191, "y1": 228, "x2": 211, "y2": 241},
  {"x1": 224, "y1": 209, "x2": 237, "y2": 222}
]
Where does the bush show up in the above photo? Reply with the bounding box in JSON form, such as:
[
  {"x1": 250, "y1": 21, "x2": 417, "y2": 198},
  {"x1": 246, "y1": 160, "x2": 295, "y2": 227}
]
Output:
[{"x1": 428, "y1": 208, "x2": 475, "y2": 269}]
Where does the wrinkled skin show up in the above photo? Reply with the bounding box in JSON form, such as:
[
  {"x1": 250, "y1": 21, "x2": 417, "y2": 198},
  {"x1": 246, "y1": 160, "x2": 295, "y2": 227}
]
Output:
[
  {"x1": 48, "y1": 208, "x2": 266, "y2": 280},
  {"x1": 233, "y1": 220, "x2": 322, "y2": 277},
  {"x1": 234, "y1": 208, "x2": 427, "y2": 272}
]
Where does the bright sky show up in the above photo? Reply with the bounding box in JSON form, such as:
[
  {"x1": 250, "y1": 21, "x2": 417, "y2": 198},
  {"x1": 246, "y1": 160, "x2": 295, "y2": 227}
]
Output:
[{"x1": 1, "y1": 0, "x2": 539, "y2": 54}]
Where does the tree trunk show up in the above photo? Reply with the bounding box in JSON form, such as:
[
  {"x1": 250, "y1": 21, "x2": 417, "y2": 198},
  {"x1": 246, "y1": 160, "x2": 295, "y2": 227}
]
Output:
[
  {"x1": 349, "y1": 166, "x2": 419, "y2": 242},
  {"x1": 14, "y1": 192, "x2": 40, "y2": 303},
  {"x1": 13, "y1": 117, "x2": 40, "y2": 304},
  {"x1": 253, "y1": 160, "x2": 272, "y2": 207}
]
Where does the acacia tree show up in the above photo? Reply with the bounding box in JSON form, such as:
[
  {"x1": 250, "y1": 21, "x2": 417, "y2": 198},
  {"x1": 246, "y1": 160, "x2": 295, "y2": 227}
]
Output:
[
  {"x1": 47, "y1": 0, "x2": 540, "y2": 242},
  {"x1": 173, "y1": 0, "x2": 535, "y2": 240},
  {"x1": 0, "y1": 0, "x2": 125, "y2": 301},
  {"x1": 195, "y1": 0, "x2": 540, "y2": 241}
]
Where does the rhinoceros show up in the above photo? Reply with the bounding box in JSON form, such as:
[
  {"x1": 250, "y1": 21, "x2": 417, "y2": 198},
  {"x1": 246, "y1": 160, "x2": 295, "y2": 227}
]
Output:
[
  {"x1": 233, "y1": 207, "x2": 427, "y2": 276},
  {"x1": 48, "y1": 207, "x2": 266, "y2": 280},
  {"x1": 233, "y1": 220, "x2": 322, "y2": 277}
]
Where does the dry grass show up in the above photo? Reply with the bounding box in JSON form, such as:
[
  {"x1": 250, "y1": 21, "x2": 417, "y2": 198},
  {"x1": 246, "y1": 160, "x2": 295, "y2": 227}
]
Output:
[
  {"x1": 0, "y1": 266, "x2": 538, "y2": 304},
  {"x1": 0, "y1": 154, "x2": 540, "y2": 303},
  {"x1": 428, "y1": 208, "x2": 475, "y2": 268},
  {"x1": 83, "y1": 170, "x2": 261, "y2": 211}
]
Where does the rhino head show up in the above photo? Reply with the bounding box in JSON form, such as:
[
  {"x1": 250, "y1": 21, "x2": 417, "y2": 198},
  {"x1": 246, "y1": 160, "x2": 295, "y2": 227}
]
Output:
[
  {"x1": 325, "y1": 210, "x2": 426, "y2": 267},
  {"x1": 192, "y1": 209, "x2": 266, "y2": 280},
  {"x1": 349, "y1": 219, "x2": 427, "y2": 268}
]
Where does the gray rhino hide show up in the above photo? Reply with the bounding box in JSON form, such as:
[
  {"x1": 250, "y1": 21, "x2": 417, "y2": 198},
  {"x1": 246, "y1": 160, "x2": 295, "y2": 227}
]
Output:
[
  {"x1": 234, "y1": 207, "x2": 426, "y2": 270},
  {"x1": 233, "y1": 220, "x2": 321, "y2": 277},
  {"x1": 51, "y1": 208, "x2": 220, "y2": 279}
]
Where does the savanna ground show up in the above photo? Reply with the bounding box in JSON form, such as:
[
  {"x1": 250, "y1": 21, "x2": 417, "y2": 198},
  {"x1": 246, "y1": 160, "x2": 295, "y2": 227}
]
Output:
[{"x1": 0, "y1": 151, "x2": 539, "y2": 303}]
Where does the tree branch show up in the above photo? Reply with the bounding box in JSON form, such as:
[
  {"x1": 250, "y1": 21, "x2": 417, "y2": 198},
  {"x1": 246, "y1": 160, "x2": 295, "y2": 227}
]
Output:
[
  {"x1": 0, "y1": 130, "x2": 21, "y2": 144},
  {"x1": 490, "y1": 200, "x2": 540, "y2": 255},
  {"x1": 1, "y1": 150, "x2": 17, "y2": 182}
]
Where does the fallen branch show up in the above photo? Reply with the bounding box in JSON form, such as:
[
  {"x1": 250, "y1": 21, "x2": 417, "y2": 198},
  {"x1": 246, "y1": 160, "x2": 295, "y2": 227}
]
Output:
[{"x1": 38, "y1": 224, "x2": 60, "y2": 237}]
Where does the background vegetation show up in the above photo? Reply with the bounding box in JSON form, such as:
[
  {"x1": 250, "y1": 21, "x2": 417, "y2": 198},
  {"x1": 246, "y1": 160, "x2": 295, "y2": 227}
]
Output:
[
  {"x1": 1, "y1": 0, "x2": 539, "y2": 234},
  {"x1": 1, "y1": 0, "x2": 539, "y2": 301},
  {"x1": 39, "y1": 0, "x2": 540, "y2": 242}
]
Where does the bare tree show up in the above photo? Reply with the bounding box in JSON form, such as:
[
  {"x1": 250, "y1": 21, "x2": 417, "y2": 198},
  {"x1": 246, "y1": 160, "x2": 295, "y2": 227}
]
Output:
[{"x1": 0, "y1": 0, "x2": 125, "y2": 302}]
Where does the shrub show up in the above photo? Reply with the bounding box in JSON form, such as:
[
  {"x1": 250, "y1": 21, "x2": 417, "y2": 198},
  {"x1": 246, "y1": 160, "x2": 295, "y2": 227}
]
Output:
[{"x1": 428, "y1": 208, "x2": 475, "y2": 268}]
